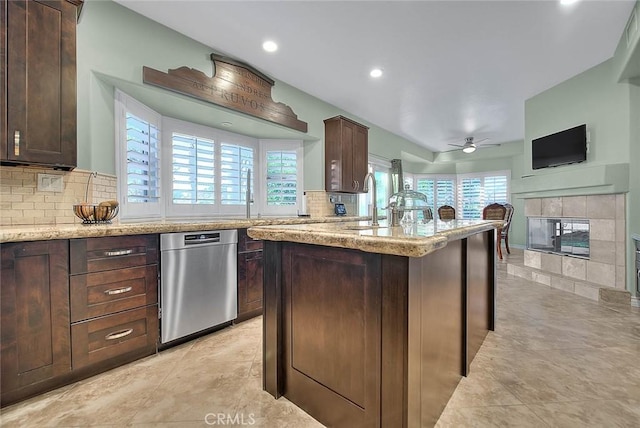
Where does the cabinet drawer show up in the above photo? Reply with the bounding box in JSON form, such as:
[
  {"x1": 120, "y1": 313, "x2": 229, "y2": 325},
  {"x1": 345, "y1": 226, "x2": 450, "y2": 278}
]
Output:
[
  {"x1": 238, "y1": 228, "x2": 263, "y2": 252},
  {"x1": 70, "y1": 235, "x2": 158, "y2": 274},
  {"x1": 71, "y1": 306, "x2": 158, "y2": 369},
  {"x1": 70, "y1": 265, "x2": 158, "y2": 323}
]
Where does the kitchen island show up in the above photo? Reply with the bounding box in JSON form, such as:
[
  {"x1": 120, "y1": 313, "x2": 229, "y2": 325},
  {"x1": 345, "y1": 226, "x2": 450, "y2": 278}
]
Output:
[{"x1": 248, "y1": 219, "x2": 501, "y2": 428}]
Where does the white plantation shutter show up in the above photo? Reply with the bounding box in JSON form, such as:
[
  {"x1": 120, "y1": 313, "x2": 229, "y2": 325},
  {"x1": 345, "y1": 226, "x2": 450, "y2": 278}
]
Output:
[
  {"x1": 261, "y1": 140, "x2": 303, "y2": 216},
  {"x1": 458, "y1": 177, "x2": 483, "y2": 219},
  {"x1": 457, "y1": 171, "x2": 510, "y2": 219},
  {"x1": 415, "y1": 176, "x2": 456, "y2": 212},
  {"x1": 266, "y1": 150, "x2": 297, "y2": 206},
  {"x1": 115, "y1": 90, "x2": 163, "y2": 220},
  {"x1": 484, "y1": 175, "x2": 508, "y2": 204},
  {"x1": 126, "y1": 113, "x2": 160, "y2": 203},
  {"x1": 220, "y1": 143, "x2": 254, "y2": 205},
  {"x1": 171, "y1": 133, "x2": 215, "y2": 205},
  {"x1": 436, "y1": 179, "x2": 456, "y2": 207},
  {"x1": 416, "y1": 178, "x2": 435, "y2": 209}
]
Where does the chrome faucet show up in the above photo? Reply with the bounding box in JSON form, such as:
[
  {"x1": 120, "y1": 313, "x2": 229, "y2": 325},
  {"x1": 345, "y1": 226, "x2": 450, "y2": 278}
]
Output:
[
  {"x1": 362, "y1": 172, "x2": 379, "y2": 226},
  {"x1": 246, "y1": 168, "x2": 253, "y2": 219}
]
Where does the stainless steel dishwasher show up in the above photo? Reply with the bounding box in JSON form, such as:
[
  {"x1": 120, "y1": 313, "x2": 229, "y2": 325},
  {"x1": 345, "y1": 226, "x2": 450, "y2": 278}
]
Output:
[{"x1": 160, "y1": 230, "x2": 237, "y2": 344}]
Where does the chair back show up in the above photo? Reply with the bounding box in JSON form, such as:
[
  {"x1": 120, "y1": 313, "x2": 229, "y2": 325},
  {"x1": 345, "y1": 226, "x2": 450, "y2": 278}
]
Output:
[
  {"x1": 501, "y1": 203, "x2": 514, "y2": 235},
  {"x1": 438, "y1": 205, "x2": 456, "y2": 220},
  {"x1": 482, "y1": 203, "x2": 507, "y2": 221}
]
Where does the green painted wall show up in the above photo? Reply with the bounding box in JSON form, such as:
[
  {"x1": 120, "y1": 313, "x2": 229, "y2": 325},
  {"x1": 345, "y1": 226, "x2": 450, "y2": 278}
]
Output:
[
  {"x1": 524, "y1": 59, "x2": 631, "y2": 175},
  {"x1": 524, "y1": 58, "x2": 636, "y2": 295},
  {"x1": 76, "y1": 1, "x2": 433, "y2": 190}
]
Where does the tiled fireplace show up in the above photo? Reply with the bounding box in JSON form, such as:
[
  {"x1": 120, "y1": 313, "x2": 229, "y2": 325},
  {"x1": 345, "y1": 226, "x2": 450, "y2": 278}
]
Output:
[{"x1": 509, "y1": 194, "x2": 627, "y2": 302}]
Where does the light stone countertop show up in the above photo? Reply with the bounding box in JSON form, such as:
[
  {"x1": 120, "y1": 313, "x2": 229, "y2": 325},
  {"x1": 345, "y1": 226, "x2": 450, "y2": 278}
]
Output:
[
  {"x1": 0, "y1": 216, "x2": 367, "y2": 243},
  {"x1": 248, "y1": 219, "x2": 502, "y2": 258}
]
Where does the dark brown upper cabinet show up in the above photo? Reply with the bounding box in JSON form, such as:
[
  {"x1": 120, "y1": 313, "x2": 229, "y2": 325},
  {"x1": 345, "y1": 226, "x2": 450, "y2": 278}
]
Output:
[
  {"x1": 1, "y1": 0, "x2": 82, "y2": 170},
  {"x1": 324, "y1": 116, "x2": 369, "y2": 193}
]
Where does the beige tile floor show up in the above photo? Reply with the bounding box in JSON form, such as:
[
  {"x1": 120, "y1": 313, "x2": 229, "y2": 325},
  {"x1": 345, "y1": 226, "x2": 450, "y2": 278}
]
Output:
[{"x1": 2, "y1": 249, "x2": 640, "y2": 427}]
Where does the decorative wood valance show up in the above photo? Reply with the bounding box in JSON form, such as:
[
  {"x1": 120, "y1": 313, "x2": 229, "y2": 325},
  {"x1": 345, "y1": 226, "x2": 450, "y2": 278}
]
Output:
[{"x1": 142, "y1": 54, "x2": 308, "y2": 133}]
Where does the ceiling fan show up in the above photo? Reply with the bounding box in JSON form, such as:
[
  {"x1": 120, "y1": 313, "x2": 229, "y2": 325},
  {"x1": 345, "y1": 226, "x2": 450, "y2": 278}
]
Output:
[{"x1": 448, "y1": 137, "x2": 493, "y2": 153}]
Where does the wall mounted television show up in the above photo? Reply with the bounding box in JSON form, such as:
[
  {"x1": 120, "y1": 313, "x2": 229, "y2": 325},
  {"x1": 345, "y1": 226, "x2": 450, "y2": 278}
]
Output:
[{"x1": 532, "y1": 124, "x2": 587, "y2": 170}]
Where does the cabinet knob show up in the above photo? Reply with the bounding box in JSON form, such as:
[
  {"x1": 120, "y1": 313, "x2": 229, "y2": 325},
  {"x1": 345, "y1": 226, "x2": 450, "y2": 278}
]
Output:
[{"x1": 14, "y1": 131, "x2": 20, "y2": 156}]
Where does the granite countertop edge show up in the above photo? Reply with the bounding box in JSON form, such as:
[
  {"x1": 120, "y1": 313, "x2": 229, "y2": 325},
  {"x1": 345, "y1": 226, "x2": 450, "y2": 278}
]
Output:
[
  {"x1": 0, "y1": 216, "x2": 367, "y2": 243},
  {"x1": 248, "y1": 220, "x2": 501, "y2": 258}
]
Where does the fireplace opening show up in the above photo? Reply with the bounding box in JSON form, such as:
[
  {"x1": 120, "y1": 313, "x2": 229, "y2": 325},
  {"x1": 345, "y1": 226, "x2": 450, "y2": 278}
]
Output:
[{"x1": 526, "y1": 217, "x2": 590, "y2": 258}]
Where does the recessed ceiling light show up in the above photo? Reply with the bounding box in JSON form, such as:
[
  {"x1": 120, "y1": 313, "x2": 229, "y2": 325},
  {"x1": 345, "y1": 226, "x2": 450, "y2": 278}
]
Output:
[
  {"x1": 370, "y1": 68, "x2": 383, "y2": 78},
  {"x1": 262, "y1": 40, "x2": 278, "y2": 53},
  {"x1": 560, "y1": 0, "x2": 580, "y2": 6}
]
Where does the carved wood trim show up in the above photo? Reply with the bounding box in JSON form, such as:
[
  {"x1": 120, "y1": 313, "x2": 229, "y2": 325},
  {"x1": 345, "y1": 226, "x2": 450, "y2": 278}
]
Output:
[{"x1": 142, "y1": 54, "x2": 308, "y2": 133}]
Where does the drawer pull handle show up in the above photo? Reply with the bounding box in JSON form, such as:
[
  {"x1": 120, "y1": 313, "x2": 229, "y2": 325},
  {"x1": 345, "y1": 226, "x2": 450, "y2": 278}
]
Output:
[
  {"x1": 103, "y1": 249, "x2": 133, "y2": 257},
  {"x1": 105, "y1": 328, "x2": 133, "y2": 341},
  {"x1": 104, "y1": 286, "x2": 133, "y2": 295}
]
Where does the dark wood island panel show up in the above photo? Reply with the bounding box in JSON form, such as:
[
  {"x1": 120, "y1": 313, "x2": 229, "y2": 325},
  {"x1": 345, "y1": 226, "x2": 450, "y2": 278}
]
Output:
[{"x1": 263, "y1": 229, "x2": 496, "y2": 428}]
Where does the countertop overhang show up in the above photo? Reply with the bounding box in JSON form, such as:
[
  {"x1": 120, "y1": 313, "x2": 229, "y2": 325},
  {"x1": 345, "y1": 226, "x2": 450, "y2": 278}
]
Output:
[
  {"x1": 0, "y1": 216, "x2": 367, "y2": 243},
  {"x1": 248, "y1": 219, "x2": 502, "y2": 258}
]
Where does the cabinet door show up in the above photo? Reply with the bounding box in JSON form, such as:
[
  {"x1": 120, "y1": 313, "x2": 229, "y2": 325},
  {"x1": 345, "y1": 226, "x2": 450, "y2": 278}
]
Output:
[
  {"x1": 5, "y1": 0, "x2": 77, "y2": 168},
  {"x1": 237, "y1": 251, "x2": 263, "y2": 318},
  {"x1": 352, "y1": 124, "x2": 369, "y2": 191},
  {"x1": 340, "y1": 120, "x2": 356, "y2": 192},
  {"x1": 0, "y1": 240, "x2": 71, "y2": 394}
]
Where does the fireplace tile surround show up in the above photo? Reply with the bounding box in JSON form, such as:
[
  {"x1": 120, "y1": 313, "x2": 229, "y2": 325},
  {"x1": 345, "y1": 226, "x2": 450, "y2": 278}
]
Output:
[{"x1": 511, "y1": 194, "x2": 628, "y2": 303}]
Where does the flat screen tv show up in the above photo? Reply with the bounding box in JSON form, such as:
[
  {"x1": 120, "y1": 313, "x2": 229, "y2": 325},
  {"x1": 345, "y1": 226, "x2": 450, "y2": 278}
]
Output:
[{"x1": 532, "y1": 124, "x2": 587, "y2": 170}]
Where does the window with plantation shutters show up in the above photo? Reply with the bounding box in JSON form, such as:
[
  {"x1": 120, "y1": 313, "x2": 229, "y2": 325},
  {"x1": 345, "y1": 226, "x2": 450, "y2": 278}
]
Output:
[
  {"x1": 171, "y1": 133, "x2": 215, "y2": 205},
  {"x1": 126, "y1": 113, "x2": 160, "y2": 203},
  {"x1": 266, "y1": 150, "x2": 298, "y2": 206},
  {"x1": 457, "y1": 171, "x2": 510, "y2": 219},
  {"x1": 415, "y1": 176, "x2": 456, "y2": 212},
  {"x1": 115, "y1": 90, "x2": 163, "y2": 220},
  {"x1": 116, "y1": 93, "x2": 304, "y2": 219},
  {"x1": 220, "y1": 143, "x2": 253, "y2": 205},
  {"x1": 261, "y1": 140, "x2": 303, "y2": 215}
]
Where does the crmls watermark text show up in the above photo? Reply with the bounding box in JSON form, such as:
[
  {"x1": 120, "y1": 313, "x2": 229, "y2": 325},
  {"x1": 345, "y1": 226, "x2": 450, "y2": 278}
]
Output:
[{"x1": 204, "y1": 413, "x2": 256, "y2": 425}]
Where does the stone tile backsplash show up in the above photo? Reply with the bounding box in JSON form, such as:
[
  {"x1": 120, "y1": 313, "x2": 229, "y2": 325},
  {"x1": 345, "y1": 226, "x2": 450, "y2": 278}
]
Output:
[{"x1": 0, "y1": 165, "x2": 117, "y2": 226}]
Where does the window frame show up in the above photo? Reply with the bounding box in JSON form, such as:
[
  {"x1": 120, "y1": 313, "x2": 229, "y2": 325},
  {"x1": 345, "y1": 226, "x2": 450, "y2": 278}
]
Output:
[
  {"x1": 456, "y1": 170, "x2": 511, "y2": 219},
  {"x1": 115, "y1": 92, "x2": 304, "y2": 221},
  {"x1": 259, "y1": 139, "x2": 304, "y2": 216},
  {"x1": 410, "y1": 171, "x2": 511, "y2": 220},
  {"x1": 114, "y1": 89, "x2": 163, "y2": 221},
  {"x1": 161, "y1": 117, "x2": 259, "y2": 219}
]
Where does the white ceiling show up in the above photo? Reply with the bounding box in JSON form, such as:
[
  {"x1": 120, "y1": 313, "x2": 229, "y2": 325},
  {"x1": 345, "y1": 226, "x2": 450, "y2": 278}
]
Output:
[{"x1": 114, "y1": 0, "x2": 635, "y2": 153}]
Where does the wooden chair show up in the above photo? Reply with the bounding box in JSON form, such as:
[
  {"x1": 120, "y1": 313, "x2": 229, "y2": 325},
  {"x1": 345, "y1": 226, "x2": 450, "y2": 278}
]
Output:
[
  {"x1": 501, "y1": 203, "x2": 514, "y2": 255},
  {"x1": 438, "y1": 205, "x2": 456, "y2": 220},
  {"x1": 482, "y1": 203, "x2": 507, "y2": 260}
]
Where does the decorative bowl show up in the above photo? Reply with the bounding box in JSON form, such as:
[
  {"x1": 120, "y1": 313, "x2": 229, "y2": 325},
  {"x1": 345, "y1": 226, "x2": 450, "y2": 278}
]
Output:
[{"x1": 73, "y1": 203, "x2": 119, "y2": 224}]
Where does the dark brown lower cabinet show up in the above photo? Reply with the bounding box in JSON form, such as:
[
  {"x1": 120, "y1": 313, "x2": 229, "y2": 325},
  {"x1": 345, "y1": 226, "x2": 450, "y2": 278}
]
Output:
[
  {"x1": 1, "y1": 235, "x2": 160, "y2": 407},
  {"x1": 263, "y1": 230, "x2": 496, "y2": 428},
  {"x1": 237, "y1": 250, "x2": 263, "y2": 320},
  {"x1": 236, "y1": 229, "x2": 263, "y2": 322},
  {"x1": 0, "y1": 240, "x2": 71, "y2": 405},
  {"x1": 282, "y1": 244, "x2": 381, "y2": 427}
]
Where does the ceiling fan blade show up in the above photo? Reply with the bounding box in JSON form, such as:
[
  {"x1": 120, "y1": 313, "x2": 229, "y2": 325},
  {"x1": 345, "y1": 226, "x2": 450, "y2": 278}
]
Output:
[
  {"x1": 448, "y1": 143, "x2": 465, "y2": 148},
  {"x1": 474, "y1": 138, "x2": 490, "y2": 145}
]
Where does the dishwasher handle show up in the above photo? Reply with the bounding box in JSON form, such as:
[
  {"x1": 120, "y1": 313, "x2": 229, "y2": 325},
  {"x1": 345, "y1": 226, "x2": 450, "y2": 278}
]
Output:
[{"x1": 184, "y1": 233, "x2": 221, "y2": 245}]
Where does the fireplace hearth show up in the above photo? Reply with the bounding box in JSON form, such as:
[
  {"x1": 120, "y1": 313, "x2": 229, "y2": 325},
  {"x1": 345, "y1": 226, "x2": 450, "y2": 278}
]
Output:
[{"x1": 527, "y1": 217, "x2": 590, "y2": 258}]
